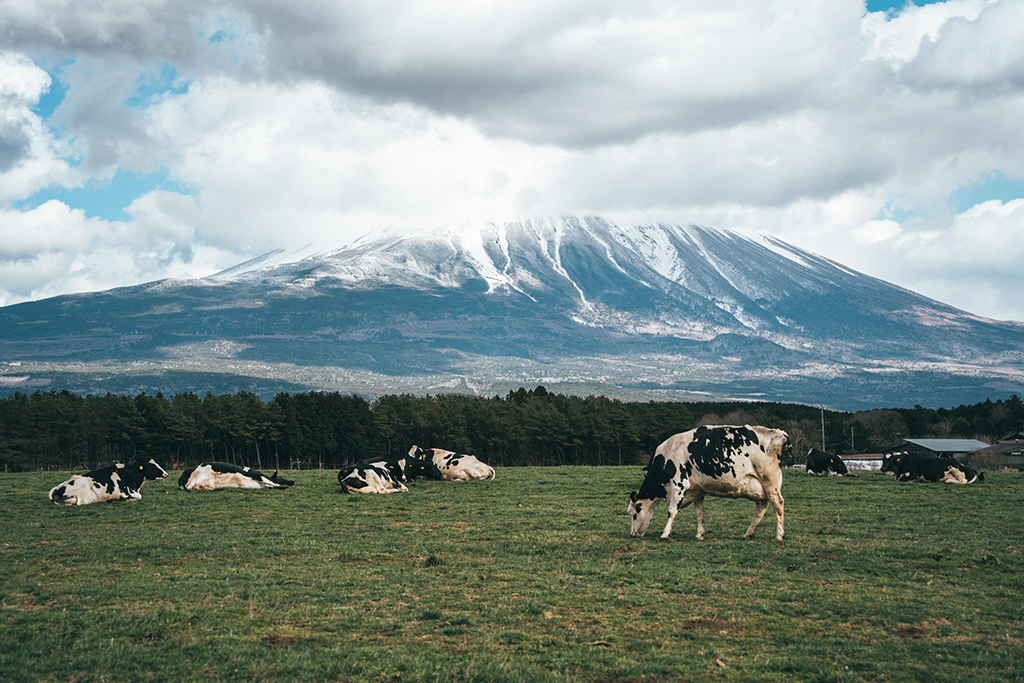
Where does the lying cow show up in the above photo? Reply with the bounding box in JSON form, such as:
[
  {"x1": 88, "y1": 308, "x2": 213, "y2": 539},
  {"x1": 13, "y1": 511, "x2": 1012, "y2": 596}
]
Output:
[
  {"x1": 337, "y1": 454, "x2": 442, "y2": 487},
  {"x1": 628, "y1": 425, "x2": 788, "y2": 540},
  {"x1": 49, "y1": 459, "x2": 168, "y2": 505},
  {"x1": 805, "y1": 448, "x2": 850, "y2": 476},
  {"x1": 178, "y1": 462, "x2": 294, "y2": 490},
  {"x1": 339, "y1": 462, "x2": 408, "y2": 494},
  {"x1": 409, "y1": 446, "x2": 495, "y2": 481},
  {"x1": 886, "y1": 452, "x2": 983, "y2": 484}
]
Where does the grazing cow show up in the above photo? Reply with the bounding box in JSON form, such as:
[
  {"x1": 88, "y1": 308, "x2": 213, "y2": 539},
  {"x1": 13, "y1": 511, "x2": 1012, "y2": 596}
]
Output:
[
  {"x1": 339, "y1": 463, "x2": 408, "y2": 494},
  {"x1": 408, "y1": 446, "x2": 495, "y2": 481},
  {"x1": 337, "y1": 454, "x2": 442, "y2": 487},
  {"x1": 805, "y1": 448, "x2": 850, "y2": 476},
  {"x1": 49, "y1": 459, "x2": 168, "y2": 506},
  {"x1": 627, "y1": 425, "x2": 789, "y2": 540},
  {"x1": 887, "y1": 453, "x2": 983, "y2": 484},
  {"x1": 178, "y1": 462, "x2": 294, "y2": 491}
]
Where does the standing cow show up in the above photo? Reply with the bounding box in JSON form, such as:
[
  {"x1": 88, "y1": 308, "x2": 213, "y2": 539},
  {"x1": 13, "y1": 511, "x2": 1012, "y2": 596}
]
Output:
[
  {"x1": 805, "y1": 448, "x2": 850, "y2": 476},
  {"x1": 49, "y1": 459, "x2": 168, "y2": 505},
  {"x1": 409, "y1": 446, "x2": 495, "y2": 481},
  {"x1": 627, "y1": 425, "x2": 789, "y2": 540}
]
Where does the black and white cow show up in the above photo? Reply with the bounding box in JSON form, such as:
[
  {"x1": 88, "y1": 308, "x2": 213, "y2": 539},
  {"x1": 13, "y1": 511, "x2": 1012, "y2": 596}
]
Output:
[
  {"x1": 49, "y1": 459, "x2": 168, "y2": 505},
  {"x1": 408, "y1": 446, "x2": 495, "y2": 481},
  {"x1": 338, "y1": 462, "x2": 409, "y2": 494},
  {"x1": 337, "y1": 454, "x2": 443, "y2": 488},
  {"x1": 627, "y1": 425, "x2": 789, "y2": 540},
  {"x1": 805, "y1": 448, "x2": 850, "y2": 476},
  {"x1": 886, "y1": 452, "x2": 983, "y2": 484},
  {"x1": 178, "y1": 462, "x2": 294, "y2": 490}
]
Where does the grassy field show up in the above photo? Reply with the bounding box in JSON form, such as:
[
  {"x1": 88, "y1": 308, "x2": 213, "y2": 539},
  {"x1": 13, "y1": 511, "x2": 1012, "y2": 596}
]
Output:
[{"x1": 1, "y1": 467, "x2": 1022, "y2": 682}]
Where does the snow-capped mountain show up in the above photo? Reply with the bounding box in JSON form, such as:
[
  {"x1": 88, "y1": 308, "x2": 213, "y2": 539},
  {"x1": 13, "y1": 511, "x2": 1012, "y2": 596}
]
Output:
[{"x1": 2, "y1": 217, "x2": 1023, "y2": 409}]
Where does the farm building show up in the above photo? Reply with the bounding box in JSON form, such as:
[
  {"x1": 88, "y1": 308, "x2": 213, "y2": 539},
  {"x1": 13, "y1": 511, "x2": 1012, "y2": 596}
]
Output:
[
  {"x1": 884, "y1": 438, "x2": 990, "y2": 463},
  {"x1": 839, "y1": 454, "x2": 885, "y2": 471},
  {"x1": 968, "y1": 434, "x2": 1024, "y2": 471}
]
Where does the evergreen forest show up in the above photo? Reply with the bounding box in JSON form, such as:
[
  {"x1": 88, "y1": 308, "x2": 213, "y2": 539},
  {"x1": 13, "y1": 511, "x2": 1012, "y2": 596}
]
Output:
[{"x1": 1, "y1": 387, "x2": 1022, "y2": 472}]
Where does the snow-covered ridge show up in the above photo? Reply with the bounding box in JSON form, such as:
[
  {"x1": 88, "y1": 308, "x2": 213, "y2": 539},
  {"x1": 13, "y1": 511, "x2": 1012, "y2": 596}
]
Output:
[{"x1": 200, "y1": 215, "x2": 993, "y2": 345}]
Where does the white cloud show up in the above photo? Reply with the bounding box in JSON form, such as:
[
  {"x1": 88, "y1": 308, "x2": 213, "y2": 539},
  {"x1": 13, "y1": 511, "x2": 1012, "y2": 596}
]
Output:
[
  {"x1": 0, "y1": 1, "x2": 1024, "y2": 321},
  {"x1": 862, "y1": 0, "x2": 994, "y2": 65},
  {"x1": 0, "y1": 51, "x2": 78, "y2": 200}
]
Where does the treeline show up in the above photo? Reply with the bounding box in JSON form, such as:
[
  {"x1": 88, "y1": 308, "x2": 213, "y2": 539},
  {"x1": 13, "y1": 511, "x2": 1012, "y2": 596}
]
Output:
[{"x1": 1, "y1": 387, "x2": 1022, "y2": 472}]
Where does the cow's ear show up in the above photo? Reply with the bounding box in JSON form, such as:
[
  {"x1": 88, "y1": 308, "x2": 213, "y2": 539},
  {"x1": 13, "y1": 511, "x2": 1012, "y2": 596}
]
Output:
[{"x1": 630, "y1": 491, "x2": 638, "y2": 502}]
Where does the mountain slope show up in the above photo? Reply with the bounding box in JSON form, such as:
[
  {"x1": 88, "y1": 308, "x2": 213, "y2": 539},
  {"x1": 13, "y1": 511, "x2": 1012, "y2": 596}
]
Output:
[{"x1": 2, "y1": 217, "x2": 1023, "y2": 409}]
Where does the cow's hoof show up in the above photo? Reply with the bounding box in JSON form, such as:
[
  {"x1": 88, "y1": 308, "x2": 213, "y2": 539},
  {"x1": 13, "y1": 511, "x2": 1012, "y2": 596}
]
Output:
[{"x1": 695, "y1": 534, "x2": 705, "y2": 541}]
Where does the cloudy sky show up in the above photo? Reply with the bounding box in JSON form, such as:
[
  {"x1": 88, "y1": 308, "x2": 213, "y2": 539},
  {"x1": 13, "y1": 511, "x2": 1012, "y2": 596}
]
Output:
[{"x1": 2, "y1": 0, "x2": 1024, "y2": 320}]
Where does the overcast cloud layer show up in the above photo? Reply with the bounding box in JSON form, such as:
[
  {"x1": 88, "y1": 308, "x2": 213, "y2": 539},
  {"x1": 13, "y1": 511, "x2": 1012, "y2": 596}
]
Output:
[{"x1": 1, "y1": 0, "x2": 1024, "y2": 320}]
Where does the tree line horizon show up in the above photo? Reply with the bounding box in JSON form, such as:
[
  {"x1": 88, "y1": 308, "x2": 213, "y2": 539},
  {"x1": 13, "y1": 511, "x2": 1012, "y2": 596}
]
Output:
[{"x1": 1, "y1": 387, "x2": 1022, "y2": 473}]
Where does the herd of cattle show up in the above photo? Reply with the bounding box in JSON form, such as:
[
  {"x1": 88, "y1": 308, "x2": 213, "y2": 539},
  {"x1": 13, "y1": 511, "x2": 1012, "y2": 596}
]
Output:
[
  {"x1": 806, "y1": 446, "x2": 984, "y2": 483},
  {"x1": 48, "y1": 425, "x2": 986, "y2": 540},
  {"x1": 47, "y1": 445, "x2": 495, "y2": 505}
]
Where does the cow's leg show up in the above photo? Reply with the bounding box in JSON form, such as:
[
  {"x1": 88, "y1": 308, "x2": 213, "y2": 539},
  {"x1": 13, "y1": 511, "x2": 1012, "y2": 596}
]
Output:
[
  {"x1": 661, "y1": 489, "x2": 701, "y2": 540},
  {"x1": 742, "y1": 499, "x2": 769, "y2": 539},
  {"x1": 767, "y1": 489, "x2": 785, "y2": 540},
  {"x1": 694, "y1": 498, "x2": 706, "y2": 540}
]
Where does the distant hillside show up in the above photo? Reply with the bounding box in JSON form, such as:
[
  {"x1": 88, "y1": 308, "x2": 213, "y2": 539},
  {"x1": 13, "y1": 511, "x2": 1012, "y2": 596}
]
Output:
[{"x1": 2, "y1": 217, "x2": 1023, "y2": 409}]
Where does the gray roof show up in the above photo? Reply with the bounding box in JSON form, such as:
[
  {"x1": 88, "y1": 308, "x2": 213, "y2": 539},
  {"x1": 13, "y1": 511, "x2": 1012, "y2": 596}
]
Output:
[
  {"x1": 905, "y1": 438, "x2": 990, "y2": 452},
  {"x1": 973, "y1": 443, "x2": 1024, "y2": 455}
]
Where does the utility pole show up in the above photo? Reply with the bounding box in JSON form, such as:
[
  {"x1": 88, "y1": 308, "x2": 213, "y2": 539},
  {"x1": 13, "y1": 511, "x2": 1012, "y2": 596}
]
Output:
[
  {"x1": 851, "y1": 426, "x2": 855, "y2": 453},
  {"x1": 820, "y1": 405, "x2": 826, "y2": 450}
]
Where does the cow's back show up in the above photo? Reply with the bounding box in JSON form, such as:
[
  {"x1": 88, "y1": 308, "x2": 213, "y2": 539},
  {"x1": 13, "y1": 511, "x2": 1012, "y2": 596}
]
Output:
[{"x1": 659, "y1": 425, "x2": 786, "y2": 497}]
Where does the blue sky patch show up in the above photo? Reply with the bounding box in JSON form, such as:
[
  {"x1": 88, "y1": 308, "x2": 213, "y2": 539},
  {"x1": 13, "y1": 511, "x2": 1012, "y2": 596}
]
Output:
[
  {"x1": 125, "y1": 63, "x2": 189, "y2": 108},
  {"x1": 14, "y1": 169, "x2": 194, "y2": 222},
  {"x1": 951, "y1": 173, "x2": 1024, "y2": 213},
  {"x1": 865, "y1": 0, "x2": 947, "y2": 13},
  {"x1": 31, "y1": 66, "x2": 71, "y2": 120}
]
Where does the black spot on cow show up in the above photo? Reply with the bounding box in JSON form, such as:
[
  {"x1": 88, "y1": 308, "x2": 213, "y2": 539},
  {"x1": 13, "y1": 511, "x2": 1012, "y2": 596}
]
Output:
[
  {"x1": 686, "y1": 426, "x2": 758, "y2": 478},
  {"x1": 635, "y1": 454, "x2": 675, "y2": 501}
]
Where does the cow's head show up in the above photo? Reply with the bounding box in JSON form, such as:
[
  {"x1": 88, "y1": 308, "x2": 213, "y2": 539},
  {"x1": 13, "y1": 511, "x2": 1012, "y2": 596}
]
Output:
[
  {"x1": 268, "y1": 470, "x2": 295, "y2": 487},
  {"x1": 408, "y1": 445, "x2": 433, "y2": 460},
  {"x1": 386, "y1": 459, "x2": 407, "y2": 483},
  {"x1": 406, "y1": 456, "x2": 443, "y2": 480},
  {"x1": 881, "y1": 452, "x2": 905, "y2": 474},
  {"x1": 831, "y1": 455, "x2": 849, "y2": 475},
  {"x1": 627, "y1": 491, "x2": 659, "y2": 537},
  {"x1": 138, "y1": 459, "x2": 168, "y2": 481},
  {"x1": 627, "y1": 453, "x2": 676, "y2": 537}
]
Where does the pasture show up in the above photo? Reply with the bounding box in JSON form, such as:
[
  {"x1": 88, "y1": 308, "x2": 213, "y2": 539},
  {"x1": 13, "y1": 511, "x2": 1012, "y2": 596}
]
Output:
[{"x1": 1, "y1": 467, "x2": 1022, "y2": 682}]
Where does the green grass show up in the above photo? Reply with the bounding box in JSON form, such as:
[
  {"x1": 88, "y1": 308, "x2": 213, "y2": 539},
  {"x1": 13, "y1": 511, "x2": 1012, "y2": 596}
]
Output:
[{"x1": 1, "y1": 468, "x2": 1022, "y2": 682}]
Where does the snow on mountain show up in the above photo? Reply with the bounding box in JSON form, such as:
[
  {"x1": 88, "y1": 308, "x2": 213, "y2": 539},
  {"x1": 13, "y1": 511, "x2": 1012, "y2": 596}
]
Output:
[{"x1": 2, "y1": 216, "x2": 1023, "y2": 408}]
